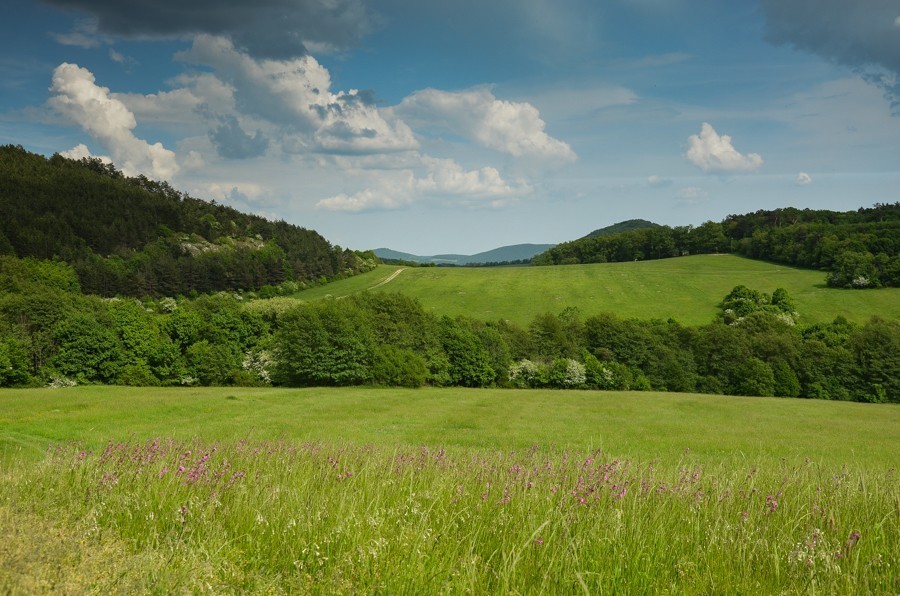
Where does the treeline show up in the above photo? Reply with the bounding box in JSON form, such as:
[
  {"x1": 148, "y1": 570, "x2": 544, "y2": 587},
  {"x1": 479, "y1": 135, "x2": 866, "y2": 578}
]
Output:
[
  {"x1": 533, "y1": 205, "x2": 900, "y2": 288},
  {"x1": 380, "y1": 258, "x2": 531, "y2": 268},
  {"x1": 725, "y1": 205, "x2": 900, "y2": 288},
  {"x1": 0, "y1": 145, "x2": 376, "y2": 297},
  {"x1": 1, "y1": 258, "x2": 896, "y2": 402},
  {"x1": 533, "y1": 221, "x2": 730, "y2": 265},
  {"x1": 379, "y1": 259, "x2": 437, "y2": 267}
]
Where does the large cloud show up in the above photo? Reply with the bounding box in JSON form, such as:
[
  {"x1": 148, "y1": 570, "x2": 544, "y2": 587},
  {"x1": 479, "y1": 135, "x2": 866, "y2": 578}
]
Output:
[
  {"x1": 316, "y1": 156, "x2": 530, "y2": 212},
  {"x1": 49, "y1": 63, "x2": 179, "y2": 179},
  {"x1": 42, "y1": 0, "x2": 370, "y2": 58},
  {"x1": 178, "y1": 35, "x2": 418, "y2": 155},
  {"x1": 684, "y1": 123, "x2": 763, "y2": 174},
  {"x1": 394, "y1": 87, "x2": 576, "y2": 162},
  {"x1": 761, "y1": 0, "x2": 900, "y2": 113}
]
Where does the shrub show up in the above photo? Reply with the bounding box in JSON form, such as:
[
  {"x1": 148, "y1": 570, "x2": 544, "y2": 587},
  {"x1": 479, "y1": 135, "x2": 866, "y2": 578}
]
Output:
[
  {"x1": 731, "y1": 357, "x2": 775, "y2": 397},
  {"x1": 372, "y1": 346, "x2": 428, "y2": 388},
  {"x1": 273, "y1": 302, "x2": 376, "y2": 386},
  {"x1": 508, "y1": 359, "x2": 541, "y2": 388},
  {"x1": 546, "y1": 358, "x2": 586, "y2": 389},
  {"x1": 439, "y1": 317, "x2": 495, "y2": 388},
  {"x1": 583, "y1": 353, "x2": 631, "y2": 390},
  {"x1": 117, "y1": 361, "x2": 160, "y2": 386}
]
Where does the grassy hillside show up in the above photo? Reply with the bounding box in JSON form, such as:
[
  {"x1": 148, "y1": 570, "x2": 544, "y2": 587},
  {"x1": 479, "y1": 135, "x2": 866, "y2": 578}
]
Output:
[{"x1": 295, "y1": 254, "x2": 900, "y2": 326}]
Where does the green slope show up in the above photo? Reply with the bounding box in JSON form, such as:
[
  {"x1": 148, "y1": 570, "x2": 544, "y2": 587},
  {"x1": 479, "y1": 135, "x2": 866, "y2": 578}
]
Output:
[{"x1": 295, "y1": 254, "x2": 900, "y2": 326}]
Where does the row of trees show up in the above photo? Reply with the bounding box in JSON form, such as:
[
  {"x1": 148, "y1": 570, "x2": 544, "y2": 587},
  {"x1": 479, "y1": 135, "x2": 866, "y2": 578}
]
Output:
[
  {"x1": 533, "y1": 221, "x2": 729, "y2": 265},
  {"x1": 1, "y1": 258, "x2": 897, "y2": 402},
  {"x1": 0, "y1": 145, "x2": 377, "y2": 297},
  {"x1": 533, "y1": 205, "x2": 900, "y2": 288}
]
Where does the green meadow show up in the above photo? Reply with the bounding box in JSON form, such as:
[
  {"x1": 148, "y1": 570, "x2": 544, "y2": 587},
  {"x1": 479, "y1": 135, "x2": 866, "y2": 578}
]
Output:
[
  {"x1": 2, "y1": 387, "x2": 898, "y2": 592},
  {"x1": 294, "y1": 255, "x2": 900, "y2": 326},
  {"x1": 2, "y1": 386, "x2": 899, "y2": 467}
]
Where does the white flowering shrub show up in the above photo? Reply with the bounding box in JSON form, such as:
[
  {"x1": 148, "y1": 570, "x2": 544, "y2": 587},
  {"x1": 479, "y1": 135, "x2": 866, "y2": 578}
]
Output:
[
  {"x1": 47, "y1": 376, "x2": 77, "y2": 388},
  {"x1": 158, "y1": 297, "x2": 178, "y2": 313},
  {"x1": 774, "y1": 311, "x2": 798, "y2": 326},
  {"x1": 243, "y1": 350, "x2": 275, "y2": 385},
  {"x1": 563, "y1": 359, "x2": 586, "y2": 387},
  {"x1": 548, "y1": 358, "x2": 586, "y2": 388},
  {"x1": 508, "y1": 359, "x2": 540, "y2": 388}
]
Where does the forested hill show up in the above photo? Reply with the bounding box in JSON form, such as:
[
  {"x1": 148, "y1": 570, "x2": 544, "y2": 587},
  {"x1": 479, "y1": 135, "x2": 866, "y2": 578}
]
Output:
[
  {"x1": 0, "y1": 145, "x2": 376, "y2": 297},
  {"x1": 581, "y1": 219, "x2": 660, "y2": 239},
  {"x1": 534, "y1": 205, "x2": 900, "y2": 288}
]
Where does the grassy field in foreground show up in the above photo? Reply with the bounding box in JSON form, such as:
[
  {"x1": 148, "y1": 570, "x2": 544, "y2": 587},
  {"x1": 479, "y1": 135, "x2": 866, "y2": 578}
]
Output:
[
  {"x1": 2, "y1": 387, "x2": 897, "y2": 593},
  {"x1": 2, "y1": 386, "x2": 899, "y2": 466},
  {"x1": 293, "y1": 255, "x2": 900, "y2": 326}
]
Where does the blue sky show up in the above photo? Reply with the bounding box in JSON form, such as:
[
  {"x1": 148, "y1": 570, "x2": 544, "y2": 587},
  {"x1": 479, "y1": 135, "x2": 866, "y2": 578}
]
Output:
[{"x1": 2, "y1": 0, "x2": 899, "y2": 254}]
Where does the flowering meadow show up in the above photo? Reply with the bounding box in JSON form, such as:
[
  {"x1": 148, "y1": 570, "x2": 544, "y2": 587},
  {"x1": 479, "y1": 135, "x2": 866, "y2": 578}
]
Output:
[{"x1": 2, "y1": 436, "x2": 897, "y2": 593}]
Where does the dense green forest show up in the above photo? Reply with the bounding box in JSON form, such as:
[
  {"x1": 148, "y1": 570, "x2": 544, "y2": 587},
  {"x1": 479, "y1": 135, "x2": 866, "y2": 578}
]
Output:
[
  {"x1": 0, "y1": 145, "x2": 376, "y2": 297},
  {"x1": 0, "y1": 256, "x2": 897, "y2": 402},
  {"x1": 534, "y1": 205, "x2": 900, "y2": 288}
]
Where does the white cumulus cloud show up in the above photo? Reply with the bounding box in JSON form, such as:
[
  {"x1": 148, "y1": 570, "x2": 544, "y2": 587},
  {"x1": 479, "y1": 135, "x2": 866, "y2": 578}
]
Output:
[
  {"x1": 316, "y1": 156, "x2": 530, "y2": 212},
  {"x1": 59, "y1": 143, "x2": 111, "y2": 164},
  {"x1": 49, "y1": 63, "x2": 179, "y2": 179},
  {"x1": 796, "y1": 172, "x2": 812, "y2": 185},
  {"x1": 685, "y1": 122, "x2": 763, "y2": 174},
  {"x1": 394, "y1": 86, "x2": 576, "y2": 162}
]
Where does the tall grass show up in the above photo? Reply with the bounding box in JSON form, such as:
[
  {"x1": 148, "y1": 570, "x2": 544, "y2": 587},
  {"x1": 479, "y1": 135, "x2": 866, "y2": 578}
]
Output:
[{"x1": 3, "y1": 438, "x2": 897, "y2": 593}]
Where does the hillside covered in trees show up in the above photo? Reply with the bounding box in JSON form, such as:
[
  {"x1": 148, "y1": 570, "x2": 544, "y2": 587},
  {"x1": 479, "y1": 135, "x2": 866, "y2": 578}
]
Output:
[
  {"x1": 534, "y1": 204, "x2": 900, "y2": 288},
  {"x1": 0, "y1": 145, "x2": 376, "y2": 297}
]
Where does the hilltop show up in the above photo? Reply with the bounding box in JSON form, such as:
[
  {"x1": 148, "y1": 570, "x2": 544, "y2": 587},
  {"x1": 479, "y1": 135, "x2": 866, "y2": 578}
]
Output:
[{"x1": 581, "y1": 219, "x2": 660, "y2": 239}]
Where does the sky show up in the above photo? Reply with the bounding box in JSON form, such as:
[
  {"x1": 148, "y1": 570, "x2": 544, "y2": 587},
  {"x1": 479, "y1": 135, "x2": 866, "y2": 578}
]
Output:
[{"x1": 2, "y1": 1, "x2": 899, "y2": 255}]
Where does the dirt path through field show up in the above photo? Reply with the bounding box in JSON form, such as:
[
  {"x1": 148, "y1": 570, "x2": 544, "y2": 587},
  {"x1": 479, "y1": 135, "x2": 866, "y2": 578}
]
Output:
[{"x1": 368, "y1": 268, "x2": 405, "y2": 290}]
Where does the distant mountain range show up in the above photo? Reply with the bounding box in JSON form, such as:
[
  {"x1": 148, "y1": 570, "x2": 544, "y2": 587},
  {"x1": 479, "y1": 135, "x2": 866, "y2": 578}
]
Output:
[
  {"x1": 374, "y1": 220, "x2": 663, "y2": 265},
  {"x1": 373, "y1": 243, "x2": 556, "y2": 265}
]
